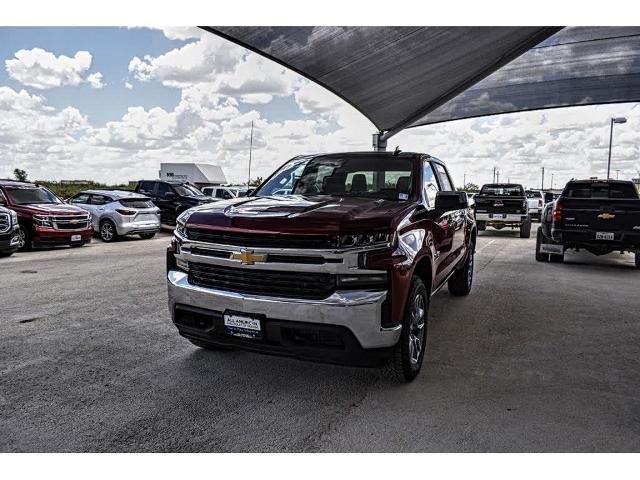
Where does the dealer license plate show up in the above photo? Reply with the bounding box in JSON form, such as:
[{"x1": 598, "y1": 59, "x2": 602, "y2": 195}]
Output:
[
  {"x1": 595, "y1": 232, "x2": 615, "y2": 241},
  {"x1": 224, "y1": 313, "x2": 262, "y2": 339},
  {"x1": 71, "y1": 234, "x2": 82, "y2": 242}
]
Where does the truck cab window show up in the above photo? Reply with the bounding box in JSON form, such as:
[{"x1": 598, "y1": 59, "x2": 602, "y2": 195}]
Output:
[
  {"x1": 423, "y1": 161, "x2": 439, "y2": 208},
  {"x1": 434, "y1": 163, "x2": 454, "y2": 191}
]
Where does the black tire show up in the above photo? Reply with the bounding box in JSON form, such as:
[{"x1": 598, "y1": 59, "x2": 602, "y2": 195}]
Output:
[
  {"x1": 17, "y1": 224, "x2": 32, "y2": 252},
  {"x1": 535, "y1": 227, "x2": 548, "y2": 262},
  {"x1": 389, "y1": 276, "x2": 429, "y2": 383},
  {"x1": 448, "y1": 242, "x2": 475, "y2": 296},
  {"x1": 477, "y1": 221, "x2": 486, "y2": 231},
  {"x1": 139, "y1": 232, "x2": 156, "y2": 240},
  {"x1": 520, "y1": 217, "x2": 531, "y2": 238},
  {"x1": 99, "y1": 219, "x2": 118, "y2": 242}
]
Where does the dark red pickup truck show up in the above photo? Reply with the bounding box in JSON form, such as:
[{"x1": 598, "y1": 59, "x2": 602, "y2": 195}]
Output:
[
  {"x1": 167, "y1": 152, "x2": 477, "y2": 381},
  {"x1": 0, "y1": 180, "x2": 93, "y2": 251}
]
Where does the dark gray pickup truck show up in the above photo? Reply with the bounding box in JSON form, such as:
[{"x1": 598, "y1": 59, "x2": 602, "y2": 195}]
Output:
[
  {"x1": 474, "y1": 183, "x2": 531, "y2": 238},
  {"x1": 536, "y1": 179, "x2": 640, "y2": 267}
]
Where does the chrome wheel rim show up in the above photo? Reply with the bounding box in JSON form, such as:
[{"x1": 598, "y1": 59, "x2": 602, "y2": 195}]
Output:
[
  {"x1": 17, "y1": 227, "x2": 26, "y2": 248},
  {"x1": 101, "y1": 223, "x2": 114, "y2": 241},
  {"x1": 408, "y1": 294, "x2": 426, "y2": 365}
]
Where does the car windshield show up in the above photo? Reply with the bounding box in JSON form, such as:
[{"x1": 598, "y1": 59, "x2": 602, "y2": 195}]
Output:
[
  {"x1": 172, "y1": 184, "x2": 205, "y2": 197},
  {"x1": 480, "y1": 185, "x2": 524, "y2": 196},
  {"x1": 564, "y1": 182, "x2": 639, "y2": 199},
  {"x1": 256, "y1": 156, "x2": 415, "y2": 200},
  {"x1": 5, "y1": 187, "x2": 62, "y2": 205}
]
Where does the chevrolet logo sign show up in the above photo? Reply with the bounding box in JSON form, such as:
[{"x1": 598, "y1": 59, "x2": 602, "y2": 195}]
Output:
[
  {"x1": 598, "y1": 213, "x2": 616, "y2": 220},
  {"x1": 231, "y1": 249, "x2": 266, "y2": 265}
]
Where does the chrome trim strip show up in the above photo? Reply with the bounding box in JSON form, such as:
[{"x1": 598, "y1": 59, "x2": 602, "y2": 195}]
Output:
[{"x1": 167, "y1": 269, "x2": 400, "y2": 349}]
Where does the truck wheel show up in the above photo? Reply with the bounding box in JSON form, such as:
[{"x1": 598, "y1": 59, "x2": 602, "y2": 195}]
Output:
[
  {"x1": 389, "y1": 276, "x2": 429, "y2": 383},
  {"x1": 520, "y1": 217, "x2": 531, "y2": 238},
  {"x1": 635, "y1": 251, "x2": 639, "y2": 268},
  {"x1": 17, "y1": 224, "x2": 32, "y2": 251},
  {"x1": 99, "y1": 220, "x2": 118, "y2": 242},
  {"x1": 477, "y1": 221, "x2": 486, "y2": 231},
  {"x1": 448, "y1": 242, "x2": 474, "y2": 296},
  {"x1": 535, "y1": 227, "x2": 548, "y2": 262}
]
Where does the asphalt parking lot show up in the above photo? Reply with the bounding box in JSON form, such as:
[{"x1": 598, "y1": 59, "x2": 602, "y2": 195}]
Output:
[{"x1": 1, "y1": 227, "x2": 639, "y2": 452}]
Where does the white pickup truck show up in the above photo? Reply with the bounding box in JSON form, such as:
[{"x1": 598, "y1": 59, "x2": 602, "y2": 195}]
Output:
[{"x1": 525, "y1": 190, "x2": 545, "y2": 221}]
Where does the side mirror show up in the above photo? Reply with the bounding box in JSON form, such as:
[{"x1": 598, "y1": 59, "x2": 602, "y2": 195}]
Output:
[
  {"x1": 164, "y1": 192, "x2": 176, "y2": 200},
  {"x1": 435, "y1": 191, "x2": 468, "y2": 212}
]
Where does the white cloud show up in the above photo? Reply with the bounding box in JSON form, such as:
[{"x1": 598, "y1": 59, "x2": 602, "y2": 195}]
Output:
[
  {"x1": 87, "y1": 72, "x2": 104, "y2": 89},
  {"x1": 125, "y1": 82, "x2": 133, "y2": 89},
  {"x1": 5, "y1": 48, "x2": 103, "y2": 90}
]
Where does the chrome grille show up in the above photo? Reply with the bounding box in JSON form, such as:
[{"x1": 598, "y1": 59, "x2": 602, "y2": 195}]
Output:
[
  {"x1": 0, "y1": 213, "x2": 10, "y2": 234},
  {"x1": 52, "y1": 214, "x2": 90, "y2": 231}
]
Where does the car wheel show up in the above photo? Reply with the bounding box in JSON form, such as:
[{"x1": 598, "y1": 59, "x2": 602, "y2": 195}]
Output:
[
  {"x1": 99, "y1": 220, "x2": 118, "y2": 242},
  {"x1": 535, "y1": 227, "x2": 548, "y2": 262},
  {"x1": 389, "y1": 276, "x2": 429, "y2": 383},
  {"x1": 520, "y1": 217, "x2": 532, "y2": 238},
  {"x1": 17, "y1": 224, "x2": 31, "y2": 251},
  {"x1": 139, "y1": 232, "x2": 156, "y2": 240},
  {"x1": 477, "y1": 221, "x2": 486, "y2": 231},
  {"x1": 448, "y1": 241, "x2": 475, "y2": 296}
]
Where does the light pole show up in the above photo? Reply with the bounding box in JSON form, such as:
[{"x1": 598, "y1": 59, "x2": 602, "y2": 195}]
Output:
[
  {"x1": 551, "y1": 173, "x2": 554, "y2": 190},
  {"x1": 541, "y1": 166, "x2": 545, "y2": 190},
  {"x1": 616, "y1": 169, "x2": 620, "y2": 180},
  {"x1": 607, "y1": 117, "x2": 627, "y2": 180}
]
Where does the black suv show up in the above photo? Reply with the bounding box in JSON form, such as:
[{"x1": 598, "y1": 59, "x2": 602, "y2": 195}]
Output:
[
  {"x1": 134, "y1": 180, "x2": 214, "y2": 226},
  {"x1": 0, "y1": 205, "x2": 20, "y2": 256}
]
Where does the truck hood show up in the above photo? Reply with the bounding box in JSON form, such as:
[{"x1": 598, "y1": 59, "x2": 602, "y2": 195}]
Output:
[
  {"x1": 13, "y1": 203, "x2": 87, "y2": 215},
  {"x1": 186, "y1": 195, "x2": 414, "y2": 234}
]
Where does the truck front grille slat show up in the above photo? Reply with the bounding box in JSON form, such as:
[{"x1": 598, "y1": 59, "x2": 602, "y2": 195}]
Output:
[
  {"x1": 0, "y1": 213, "x2": 10, "y2": 234},
  {"x1": 186, "y1": 228, "x2": 336, "y2": 249},
  {"x1": 52, "y1": 215, "x2": 90, "y2": 230},
  {"x1": 188, "y1": 262, "x2": 335, "y2": 299}
]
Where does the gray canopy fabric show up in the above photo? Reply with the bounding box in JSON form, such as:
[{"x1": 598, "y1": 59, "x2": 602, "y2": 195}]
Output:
[{"x1": 204, "y1": 26, "x2": 640, "y2": 140}]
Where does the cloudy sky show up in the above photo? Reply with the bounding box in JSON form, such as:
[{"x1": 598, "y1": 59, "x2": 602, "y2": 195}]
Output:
[{"x1": 0, "y1": 26, "x2": 638, "y2": 189}]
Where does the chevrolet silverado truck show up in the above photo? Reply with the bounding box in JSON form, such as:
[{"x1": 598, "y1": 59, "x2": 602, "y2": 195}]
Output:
[
  {"x1": 0, "y1": 180, "x2": 93, "y2": 251},
  {"x1": 0, "y1": 205, "x2": 20, "y2": 256},
  {"x1": 474, "y1": 183, "x2": 531, "y2": 238},
  {"x1": 167, "y1": 152, "x2": 477, "y2": 382},
  {"x1": 536, "y1": 179, "x2": 640, "y2": 267}
]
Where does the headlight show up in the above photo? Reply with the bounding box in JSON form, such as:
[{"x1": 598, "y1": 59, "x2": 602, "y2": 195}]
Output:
[
  {"x1": 10, "y1": 211, "x2": 18, "y2": 226},
  {"x1": 175, "y1": 210, "x2": 193, "y2": 237},
  {"x1": 338, "y1": 232, "x2": 390, "y2": 248},
  {"x1": 33, "y1": 214, "x2": 53, "y2": 227}
]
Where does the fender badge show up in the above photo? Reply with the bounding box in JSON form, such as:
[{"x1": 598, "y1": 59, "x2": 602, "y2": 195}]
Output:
[{"x1": 597, "y1": 213, "x2": 615, "y2": 220}]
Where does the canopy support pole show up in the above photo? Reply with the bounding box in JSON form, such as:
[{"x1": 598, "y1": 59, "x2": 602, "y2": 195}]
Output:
[{"x1": 372, "y1": 131, "x2": 388, "y2": 151}]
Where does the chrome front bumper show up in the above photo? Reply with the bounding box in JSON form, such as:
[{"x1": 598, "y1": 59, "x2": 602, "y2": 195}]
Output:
[{"x1": 167, "y1": 269, "x2": 400, "y2": 349}]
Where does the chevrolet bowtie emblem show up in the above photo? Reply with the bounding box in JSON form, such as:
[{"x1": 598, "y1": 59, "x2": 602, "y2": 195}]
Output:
[
  {"x1": 231, "y1": 249, "x2": 266, "y2": 265},
  {"x1": 598, "y1": 213, "x2": 616, "y2": 220}
]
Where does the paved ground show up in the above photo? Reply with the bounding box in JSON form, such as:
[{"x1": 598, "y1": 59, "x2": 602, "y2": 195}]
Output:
[{"x1": 1, "y1": 226, "x2": 639, "y2": 452}]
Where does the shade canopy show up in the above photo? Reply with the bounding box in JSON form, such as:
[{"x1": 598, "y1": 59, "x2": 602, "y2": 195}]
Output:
[{"x1": 205, "y1": 26, "x2": 640, "y2": 141}]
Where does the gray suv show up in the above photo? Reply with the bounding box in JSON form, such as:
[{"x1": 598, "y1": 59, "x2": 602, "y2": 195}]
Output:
[{"x1": 68, "y1": 190, "x2": 161, "y2": 242}]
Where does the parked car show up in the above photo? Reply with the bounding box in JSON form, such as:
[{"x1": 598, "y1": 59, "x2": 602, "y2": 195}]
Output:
[
  {"x1": 0, "y1": 205, "x2": 20, "y2": 256},
  {"x1": 536, "y1": 179, "x2": 640, "y2": 267},
  {"x1": 525, "y1": 189, "x2": 545, "y2": 221},
  {"x1": 201, "y1": 186, "x2": 249, "y2": 200},
  {"x1": 474, "y1": 183, "x2": 531, "y2": 238},
  {"x1": 134, "y1": 180, "x2": 214, "y2": 226},
  {"x1": 67, "y1": 190, "x2": 161, "y2": 242},
  {"x1": 0, "y1": 180, "x2": 93, "y2": 251},
  {"x1": 166, "y1": 152, "x2": 477, "y2": 382}
]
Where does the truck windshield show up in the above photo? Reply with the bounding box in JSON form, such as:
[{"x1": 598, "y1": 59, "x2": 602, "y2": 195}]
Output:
[
  {"x1": 564, "y1": 182, "x2": 639, "y2": 199},
  {"x1": 5, "y1": 187, "x2": 62, "y2": 205},
  {"x1": 480, "y1": 185, "x2": 524, "y2": 196},
  {"x1": 256, "y1": 156, "x2": 415, "y2": 200},
  {"x1": 172, "y1": 184, "x2": 205, "y2": 197}
]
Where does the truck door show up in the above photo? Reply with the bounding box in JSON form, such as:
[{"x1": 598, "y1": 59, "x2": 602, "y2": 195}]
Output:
[
  {"x1": 421, "y1": 161, "x2": 449, "y2": 286},
  {"x1": 154, "y1": 182, "x2": 177, "y2": 225},
  {"x1": 432, "y1": 162, "x2": 465, "y2": 282}
]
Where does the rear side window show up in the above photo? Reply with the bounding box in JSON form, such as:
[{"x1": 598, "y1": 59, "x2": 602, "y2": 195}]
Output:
[
  {"x1": 138, "y1": 181, "x2": 156, "y2": 195},
  {"x1": 119, "y1": 198, "x2": 154, "y2": 209},
  {"x1": 156, "y1": 183, "x2": 173, "y2": 197},
  {"x1": 564, "y1": 182, "x2": 639, "y2": 199},
  {"x1": 89, "y1": 194, "x2": 111, "y2": 205}
]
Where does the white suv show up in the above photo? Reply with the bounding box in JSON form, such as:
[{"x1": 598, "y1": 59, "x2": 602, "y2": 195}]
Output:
[{"x1": 201, "y1": 186, "x2": 248, "y2": 200}]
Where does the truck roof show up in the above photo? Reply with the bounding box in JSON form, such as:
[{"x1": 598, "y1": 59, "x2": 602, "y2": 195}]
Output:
[{"x1": 0, "y1": 179, "x2": 35, "y2": 187}]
